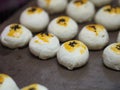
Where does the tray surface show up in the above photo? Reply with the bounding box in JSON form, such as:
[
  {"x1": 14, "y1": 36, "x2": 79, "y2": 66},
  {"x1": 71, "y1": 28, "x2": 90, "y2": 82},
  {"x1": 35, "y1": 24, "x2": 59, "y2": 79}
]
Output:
[{"x1": 0, "y1": 0, "x2": 120, "y2": 90}]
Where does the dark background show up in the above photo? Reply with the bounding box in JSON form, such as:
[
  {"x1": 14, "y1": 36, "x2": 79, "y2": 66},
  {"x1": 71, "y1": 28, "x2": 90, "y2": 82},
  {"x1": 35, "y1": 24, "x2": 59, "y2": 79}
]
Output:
[{"x1": 0, "y1": 0, "x2": 29, "y2": 24}]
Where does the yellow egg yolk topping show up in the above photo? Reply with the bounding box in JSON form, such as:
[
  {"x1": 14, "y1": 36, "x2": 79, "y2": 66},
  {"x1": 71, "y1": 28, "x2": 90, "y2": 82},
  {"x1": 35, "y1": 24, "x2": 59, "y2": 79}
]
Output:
[
  {"x1": 7, "y1": 24, "x2": 23, "y2": 38},
  {"x1": 0, "y1": 74, "x2": 9, "y2": 84},
  {"x1": 35, "y1": 33, "x2": 53, "y2": 43},
  {"x1": 22, "y1": 84, "x2": 38, "y2": 90},
  {"x1": 111, "y1": 43, "x2": 120, "y2": 55},
  {"x1": 0, "y1": 76, "x2": 4, "y2": 84},
  {"x1": 74, "y1": 0, "x2": 88, "y2": 7},
  {"x1": 27, "y1": 7, "x2": 43, "y2": 14},
  {"x1": 64, "y1": 40, "x2": 87, "y2": 54},
  {"x1": 45, "y1": 0, "x2": 51, "y2": 6},
  {"x1": 57, "y1": 16, "x2": 70, "y2": 26},
  {"x1": 86, "y1": 24, "x2": 105, "y2": 36},
  {"x1": 104, "y1": 5, "x2": 120, "y2": 14}
]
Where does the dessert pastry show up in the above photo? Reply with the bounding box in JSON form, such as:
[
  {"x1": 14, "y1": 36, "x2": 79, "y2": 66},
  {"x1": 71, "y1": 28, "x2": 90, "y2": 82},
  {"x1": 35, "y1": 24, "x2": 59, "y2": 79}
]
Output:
[
  {"x1": 57, "y1": 40, "x2": 89, "y2": 70},
  {"x1": 89, "y1": 0, "x2": 112, "y2": 7},
  {"x1": 95, "y1": 5, "x2": 120, "y2": 31},
  {"x1": 48, "y1": 16, "x2": 78, "y2": 42},
  {"x1": 21, "y1": 84, "x2": 48, "y2": 90},
  {"x1": 117, "y1": 31, "x2": 120, "y2": 42},
  {"x1": 20, "y1": 7, "x2": 49, "y2": 32},
  {"x1": 0, "y1": 74, "x2": 19, "y2": 90},
  {"x1": 0, "y1": 24, "x2": 32, "y2": 49},
  {"x1": 29, "y1": 33, "x2": 60, "y2": 59},
  {"x1": 78, "y1": 24, "x2": 109, "y2": 50},
  {"x1": 103, "y1": 43, "x2": 120, "y2": 70},
  {"x1": 66, "y1": 0, "x2": 95, "y2": 23},
  {"x1": 37, "y1": 0, "x2": 68, "y2": 14}
]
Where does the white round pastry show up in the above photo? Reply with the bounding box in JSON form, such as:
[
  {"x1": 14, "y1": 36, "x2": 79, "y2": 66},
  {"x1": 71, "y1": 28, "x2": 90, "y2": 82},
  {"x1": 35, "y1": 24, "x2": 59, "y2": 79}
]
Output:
[
  {"x1": 29, "y1": 33, "x2": 60, "y2": 59},
  {"x1": 95, "y1": 5, "x2": 120, "y2": 31},
  {"x1": 89, "y1": 0, "x2": 112, "y2": 7},
  {"x1": 37, "y1": 0, "x2": 68, "y2": 14},
  {"x1": 20, "y1": 7, "x2": 49, "y2": 32},
  {"x1": 66, "y1": 0, "x2": 95, "y2": 23},
  {"x1": 78, "y1": 24, "x2": 109, "y2": 50},
  {"x1": 0, "y1": 74, "x2": 19, "y2": 90},
  {"x1": 0, "y1": 24, "x2": 32, "y2": 49},
  {"x1": 117, "y1": 31, "x2": 120, "y2": 42},
  {"x1": 57, "y1": 40, "x2": 89, "y2": 70},
  {"x1": 21, "y1": 84, "x2": 48, "y2": 90},
  {"x1": 103, "y1": 43, "x2": 120, "y2": 70},
  {"x1": 48, "y1": 16, "x2": 78, "y2": 42}
]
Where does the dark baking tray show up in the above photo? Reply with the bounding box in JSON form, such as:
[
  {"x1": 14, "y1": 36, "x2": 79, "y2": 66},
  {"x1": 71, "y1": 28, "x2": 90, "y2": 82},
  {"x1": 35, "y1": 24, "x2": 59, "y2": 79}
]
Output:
[{"x1": 0, "y1": 0, "x2": 120, "y2": 90}]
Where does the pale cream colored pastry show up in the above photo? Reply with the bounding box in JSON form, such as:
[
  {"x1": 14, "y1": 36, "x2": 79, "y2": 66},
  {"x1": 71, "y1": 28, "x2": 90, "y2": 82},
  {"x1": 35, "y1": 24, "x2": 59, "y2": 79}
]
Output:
[
  {"x1": 29, "y1": 33, "x2": 60, "y2": 59},
  {"x1": 20, "y1": 7, "x2": 49, "y2": 32},
  {"x1": 48, "y1": 16, "x2": 78, "y2": 42},
  {"x1": 66, "y1": 0, "x2": 95, "y2": 23},
  {"x1": 0, "y1": 74, "x2": 19, "y2": 90},
  {"x1": 0, "y1": 24, "x2": 32, "y2": 49},
  {"x1": 78, "y1": 24, "x2": 109, "y2": 50},
  {"x1": 103, "y1": 43, "x2": 120, "y2": 70},
  {"x1": 21, "y1": 83, "x2": 48, "y2": 90},
  {"x1": 57, "y1": 40, "x2": 89, "y2": 70},
  {"x1": 95, "y1": 5, "x2": 120, "y2": 31},
  {"x1": 89, "y1": 0, "x2": 112, "y2": 7},
  {"x1": 37, "y1": 0, "x2": 68, "y2": 14}
]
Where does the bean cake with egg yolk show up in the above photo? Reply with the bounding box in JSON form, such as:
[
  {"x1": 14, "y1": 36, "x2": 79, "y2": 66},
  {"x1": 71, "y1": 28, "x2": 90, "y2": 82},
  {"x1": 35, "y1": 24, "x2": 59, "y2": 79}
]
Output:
[
  {"x1": 78, "y1": 24, "x2": 109, "y2": 50},
  {"x1": 48, "y1": 16, "x2": 78, "y2": 42},
  {"x1": 20, "y1": 7, "x2": 49, "y2": 32},
  {"x1": 95, "y1": 5, "x2": 120, "y2": 31},
  {"x1": 21, "y1": 84, "x2": 48, "y2": 90},
  {"x1": 0, "y1": 74, "x2": 19, "y2": 90},
  {"x1": 29, "y1": 33, "x2": 60, "y2": 59},
  {"x1": 89, "y1": 0, "x2": 112, "y2": 7},
  {"x1": 37, "y1": 0, "x2": 68, "y2": 14},
  {"x1": 103, "y1": 43, "x2": 120, "y2": 70},
  {"x1": 57, "y1": 40, "x2": 89, "y2": 70},
  {"x1": 66, "y1": 0, "x2": 95, "y2": 23},
  {"x1": 0, "y1": 24, "x2": 32, "y2": 49}
]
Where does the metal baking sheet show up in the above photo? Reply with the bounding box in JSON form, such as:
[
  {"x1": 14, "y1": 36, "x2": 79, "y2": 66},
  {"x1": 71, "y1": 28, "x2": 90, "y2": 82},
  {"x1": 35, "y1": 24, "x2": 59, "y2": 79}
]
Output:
[{"x1": 0, "y1": 0, "x2": 120, "y2": 90}]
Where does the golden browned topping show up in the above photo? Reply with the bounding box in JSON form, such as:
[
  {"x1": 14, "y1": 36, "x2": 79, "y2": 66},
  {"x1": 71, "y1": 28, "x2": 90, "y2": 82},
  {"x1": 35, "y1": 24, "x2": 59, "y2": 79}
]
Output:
[
  {"x1": 64, "y1": 40, "x2": 87, "y2": 54},
  {"x1": 27, "y1": 7, "x2": 43, "y2": 14},
  {"x1": 45, "y1": 0, "x2": 51, "y2": 6},
  {"x1": 111, "y1": 43, "x2": 120, "y2": 54},
  {"x1": 0, "y1": 74, "x2": 9, "y2": 84},
  {"x1": 57, "y1": 16, "x2": 70, "y2": 26},
  {"x1": 7, "y1": 24, "x2": 23, "y2": 38},
  {"x1": 74, "y1": 0, "x2": 88, "y2": 7},
  {"x1": 21, "y1": 84, "x2": 38, "y2": 90},
  {"x1": 28, "y1": 88, "x2": 36, "y2": 90},
  {"x1": 0, "y1": 76, "x2": 4, "y2": 84},
  {"x1": 86, "y1": 24, "x2": 104, "y2": 36},
  {"x1": 104, "y1": 5, "x2": 120, "y2": 14},
  {"x1": 35, "y1": 33, "x2": 53, "y2": 43}
]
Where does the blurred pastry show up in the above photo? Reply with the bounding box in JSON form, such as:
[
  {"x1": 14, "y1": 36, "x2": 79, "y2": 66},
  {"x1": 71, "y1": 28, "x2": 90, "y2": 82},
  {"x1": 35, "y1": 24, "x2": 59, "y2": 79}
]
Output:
[
  {"x1": 78, "y1": 24, "x2": 109, "y2": 50},
  {"x1": 89, "y1": 0, "x2": 112, "y2": 7},
  {"x1": 20, "y1": 7, "x2": 49, "y2": 32},
  {"x1": 37, "y1": 0, "x2": 68, "y2": 14},
  {"x1": 0, "y1": 24, "x2": 32, "y2": 49},
  {"x1": 21, "y1": 83, "x2": 48, "y2": 90},
  {"x1": 57, "y1": 40, "x2": 89, "y2": 70},
  {"x1": 29, "y1": 33, "x2": 60, "y2": 59},
  {"x1": 0, "y1": 74, "x2": 19, "y2": 90},
  {"x1": 66, "y1": 0, "x2": 95, "y2": 23},
  {"x1": 95, "y1": 5, "x2": 120, "y2": 31},
  {"x1": 103, "y1": 43, "x2": 120, "y2": 70},
  {"x1": 48, "y1": 16, "x2": 78, "y2": 42}
]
